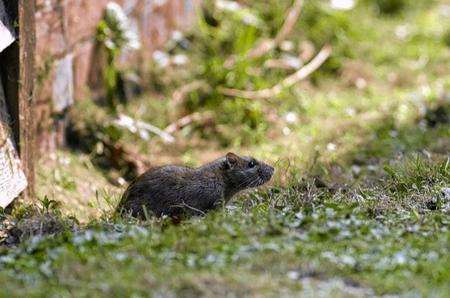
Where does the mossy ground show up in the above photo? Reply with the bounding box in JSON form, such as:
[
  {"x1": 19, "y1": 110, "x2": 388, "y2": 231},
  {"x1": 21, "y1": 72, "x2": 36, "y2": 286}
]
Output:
[
  {"x1": 1, "y1": 156, "x2": 449, "y2": 296},
  {"x1": 1, "y1": 0, "x2": 449, "y2": 296}
]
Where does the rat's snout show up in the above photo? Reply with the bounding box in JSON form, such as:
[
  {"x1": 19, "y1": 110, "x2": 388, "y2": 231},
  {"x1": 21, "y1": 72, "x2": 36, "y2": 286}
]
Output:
[
  {"x1": 267, "y1": 165, "x2": 275, "y2": 177},
  {"x1": 260, "y1": 163, "x2": 275, "y2": 181}
]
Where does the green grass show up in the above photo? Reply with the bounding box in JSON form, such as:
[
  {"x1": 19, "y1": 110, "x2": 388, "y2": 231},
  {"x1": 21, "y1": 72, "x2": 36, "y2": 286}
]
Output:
[
  {"x1": 1, "y1": 156, "x2": 449, "y2": 297},
  {"x1": 1, "y1": 0, "x2": 449, "y2": 296}
]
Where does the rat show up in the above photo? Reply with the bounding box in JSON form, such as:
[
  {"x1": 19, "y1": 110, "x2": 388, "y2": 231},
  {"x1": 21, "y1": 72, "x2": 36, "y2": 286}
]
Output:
[{"x1": 116, "y1": 152, "x2": 274, "y2": 219}]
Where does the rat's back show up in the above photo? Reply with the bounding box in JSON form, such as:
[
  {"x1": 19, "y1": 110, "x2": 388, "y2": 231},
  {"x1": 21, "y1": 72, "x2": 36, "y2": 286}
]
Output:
[
  {"x1": 116, "y1": 152, "x2": 273, "y2": 219},
  {"x1": 117, "y1": 165, "x2": 224, "y2": 218}
]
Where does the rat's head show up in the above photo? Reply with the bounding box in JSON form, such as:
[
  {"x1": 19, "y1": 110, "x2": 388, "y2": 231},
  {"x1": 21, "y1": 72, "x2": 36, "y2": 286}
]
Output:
[{"x1": 222, "y1": 152, "x2": 274, "y2": 191}]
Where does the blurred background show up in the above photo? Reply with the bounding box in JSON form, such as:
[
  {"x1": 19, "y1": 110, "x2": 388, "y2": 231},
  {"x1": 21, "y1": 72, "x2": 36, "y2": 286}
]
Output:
[
  {"x1": 32, "y1": 0, "x2": 450, "y2": 218},
  {"x1": 1, "y1": 0, "x2": 448, "y2": 217}
]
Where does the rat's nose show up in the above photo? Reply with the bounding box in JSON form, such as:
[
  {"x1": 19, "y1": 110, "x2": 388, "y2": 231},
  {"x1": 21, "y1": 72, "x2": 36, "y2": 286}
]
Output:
[{"x1": 263, "y1": 164, "x2": 274, "y2": 179}]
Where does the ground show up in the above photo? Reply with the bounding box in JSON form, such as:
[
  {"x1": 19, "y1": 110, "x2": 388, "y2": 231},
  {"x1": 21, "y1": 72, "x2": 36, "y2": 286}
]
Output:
[{"x1": 1, "y1": 0, "x2": 449, "y2": 297}]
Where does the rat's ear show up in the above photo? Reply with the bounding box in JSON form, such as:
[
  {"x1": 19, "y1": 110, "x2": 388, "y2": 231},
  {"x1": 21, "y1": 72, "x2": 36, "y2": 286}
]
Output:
[{"x1": 225, "y1": 152, "x2": 239, "y2": 169}]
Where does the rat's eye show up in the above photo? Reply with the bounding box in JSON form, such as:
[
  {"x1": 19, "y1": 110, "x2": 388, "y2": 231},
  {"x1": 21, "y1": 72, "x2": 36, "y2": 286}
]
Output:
[{"x1": 248, "y1": 160, "x2": 257, "y2": 168}]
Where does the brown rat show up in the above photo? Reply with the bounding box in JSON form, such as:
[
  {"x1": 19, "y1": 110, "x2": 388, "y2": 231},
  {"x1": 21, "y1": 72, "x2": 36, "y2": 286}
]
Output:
[{"x1": 116, "y1": 152, "x2": 274, "y2": 218}]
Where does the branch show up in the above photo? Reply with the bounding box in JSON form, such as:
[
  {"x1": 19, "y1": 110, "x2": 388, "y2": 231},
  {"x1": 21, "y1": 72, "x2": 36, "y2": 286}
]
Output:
[
  {"x1": 264, "y1": 57, "x2": 303, "y2": 70},
  {"x1": 115, "y1": 114, "x2": 175, "y2": 143},
  {"x1": 172, "y1": 80, "x2": 209, "y2": 106},
  {"x1": 224, "y1": 0, "x2": 303, "y2": 68},
  {"x1": 219, "y1": 45, "x2": 332, "y2": 100},
  {"x1": 170, "y1": 202, "x2": 206, "y2": 216},
  {"x1": 164, "y1": 112, "x2": 214, "y2": 134},
  {"x1": 247, "y1": 0, "x2": 303, "y2": 59}
]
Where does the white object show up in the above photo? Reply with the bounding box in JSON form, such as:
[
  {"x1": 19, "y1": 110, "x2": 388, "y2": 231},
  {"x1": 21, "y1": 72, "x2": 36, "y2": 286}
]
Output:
[
  {"x1": 106, "y1": 2, "x2": 141, "y2": 50},
  {"x1": 442, "y1": 188, "x2": 450, "y2": 201},
  {"x1": 115, "y1": 114, "x2": 175, "y2": 143},
  {"x1": 153, "y1": 50, "x2": 170, "y2": 68},
  {"x1": 0, "y1": 80, "x2": 27, "y2": 208},
  {"x1": 52, "y1": 54, "x2": 74, "y2": 113},
  {"x1": 285, "y1": 112, "x2": 298, "y2": 123},
  {"x1": 330, "y1": 0, "x2": 356, "y2": 10},
  {"x1": 216, "y1": 0, "x2": 241, "y2": 12},
  {"x1": 327, "y1": 143, "x2": 337, "y2": 151},
  {"x1": 0, "y1": 0, "x2": 15, "y2": 53}
]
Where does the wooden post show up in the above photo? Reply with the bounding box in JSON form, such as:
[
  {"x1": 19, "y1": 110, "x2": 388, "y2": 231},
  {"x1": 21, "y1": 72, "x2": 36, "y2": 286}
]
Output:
[
  {"x1": 18, "y1": 0, "x2": 36, "y2": 199},
  {"x1": 0, "y1": 0, "x2": 36, "y2": 201}
]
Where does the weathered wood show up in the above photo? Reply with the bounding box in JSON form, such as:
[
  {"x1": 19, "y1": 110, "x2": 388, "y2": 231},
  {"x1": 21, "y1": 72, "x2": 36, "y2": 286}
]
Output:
[
  {"x1": 0, "y1": 0, "x2": 15, "y2": 52},
  {"x1": 18, "y1": 0, "x2": 36, "y2": 199},
  {"x1": 0, "y1": 0, "x2": 36, "y2": 202}
]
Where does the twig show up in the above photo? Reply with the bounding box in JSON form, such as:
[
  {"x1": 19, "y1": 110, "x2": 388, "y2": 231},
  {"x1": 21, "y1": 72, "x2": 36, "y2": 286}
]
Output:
[
  {"x1": 219, "y1": 44, "x2": 332, "y2": 100},
  {"x1": 223, "y1": 0, "x2": 303, "y2": 68},
  {"x1": 247, "y1": 0, "x2": 303, "y2": 59},
  {"x1": 171, "y1": 202, "x2": 206, "y2": 216},
  {"x1": 274, "y1": 0, "x2": 303, "y2": 45},
  {"x1": 115, "y1": 114, "x2": 175, "y2": 143},
  {"x1": 164, "y1": 112, "x2": 214, "y2": 134},
  {"x1": 172, "y1": 80, "x2": 208, "y2": 105},
  {"x1": 264, "y1": 58, "x2": 303, "y2": 70}
]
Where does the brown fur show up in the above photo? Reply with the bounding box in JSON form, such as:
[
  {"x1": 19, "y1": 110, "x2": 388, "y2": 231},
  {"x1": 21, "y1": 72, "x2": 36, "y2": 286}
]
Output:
[{"x1": 116, "y1": 152, "x2": 274, "y2": 218}]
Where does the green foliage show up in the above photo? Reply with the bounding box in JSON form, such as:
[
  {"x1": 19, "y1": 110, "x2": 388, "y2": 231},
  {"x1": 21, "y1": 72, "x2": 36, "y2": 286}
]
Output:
[
  {"x1": 216, "y1": 98, "x2": 268, "y2": 146},
  {"x1": 384, "y1": 155, "x2": 449, "y2": 194},
  {"x1": 38, "y1": 196, "x2": 61, "y2": 214},
  {"x1": 1, "y1": 156, "x2": 450, "y2": 296},
  {"x1": 150, "y1": 0, "x2": 345, "y2": 145},
  {"x1": 148, "y1": 0, "x2": 442, "y2": 146},
  {"x1": 88, "y1": 0, "x2": 448, "y2": 149},
  {"x1": 22, "y1": 2, "x2": 450, "y2": 294},
  {"x1": 372, "y1": 0, "x2": 407, "y2": 14},
  {"x1": 361, "y1": 0, "x2": 433, "y2": 15},
  {"x1": 95, "y1": 4, "x2": 139, "y2": 112},
  {"x1": 21, "y1": 0, "x2": 450, "y2": 297},
  {"x1": 443, "y1": 29, "x2": 450, "y2": 47},
  {"x1": 299, "y1": 1, "x2": 358, "y2": 71},
  {"x1": 66, "y1": 100, "x2": 143, "y2": 180},
  {"x1": 96, "y1": 21, "x2": 121, "y2": 112},
  {"x1": 178, "y1": 2, "x2": 271, "y2": 144}
]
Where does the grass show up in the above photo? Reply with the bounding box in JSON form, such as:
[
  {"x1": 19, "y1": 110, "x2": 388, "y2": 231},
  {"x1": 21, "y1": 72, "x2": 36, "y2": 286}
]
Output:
[
  {"x1": 35, "y1": 151, "x2": 120, "y2": 221},
  {"x1": 1, "y1": 156, "x2": 449, "y2": 296},
  {"x1": 1, "y1": 0, "x2": 450, "y2": 296}
]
